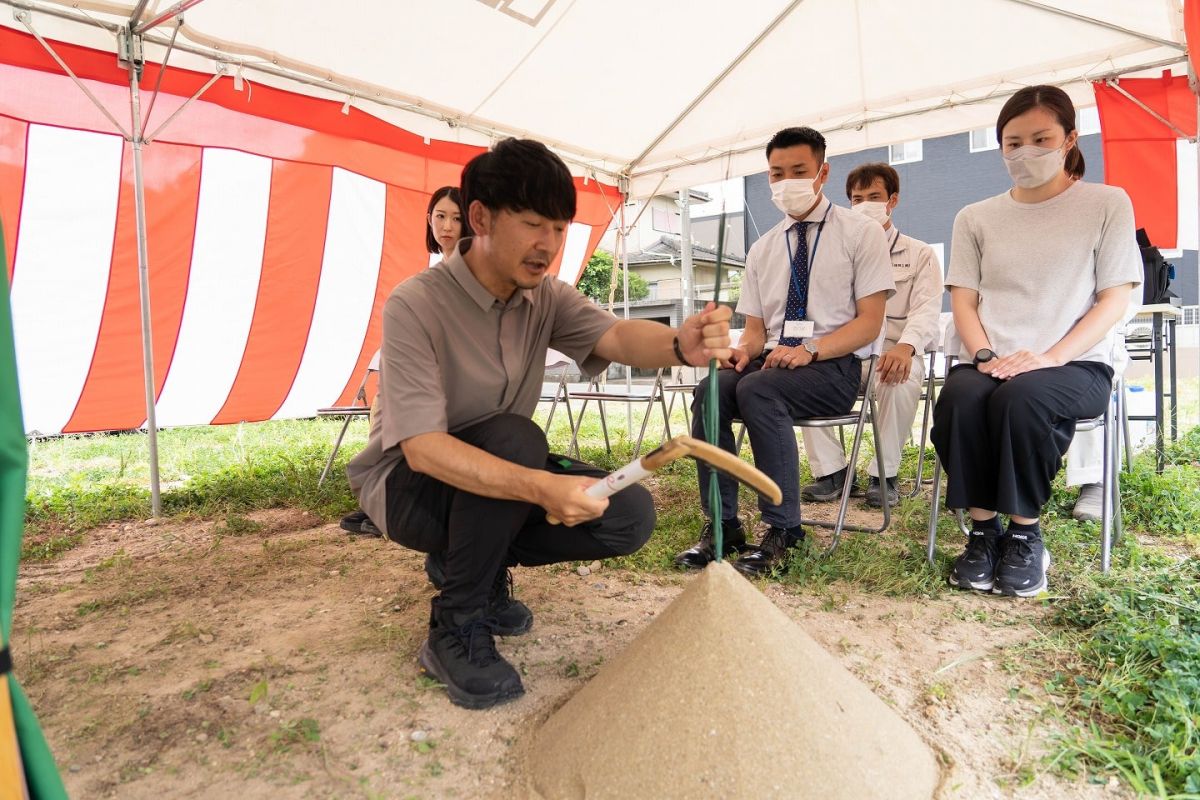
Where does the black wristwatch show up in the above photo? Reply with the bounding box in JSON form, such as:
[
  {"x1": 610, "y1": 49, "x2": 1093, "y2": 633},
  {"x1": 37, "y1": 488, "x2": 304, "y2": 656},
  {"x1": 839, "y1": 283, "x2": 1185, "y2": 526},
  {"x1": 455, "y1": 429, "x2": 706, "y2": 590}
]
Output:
[{"x1": 973, "y1": 348, "x2": 996, "y2": 365}]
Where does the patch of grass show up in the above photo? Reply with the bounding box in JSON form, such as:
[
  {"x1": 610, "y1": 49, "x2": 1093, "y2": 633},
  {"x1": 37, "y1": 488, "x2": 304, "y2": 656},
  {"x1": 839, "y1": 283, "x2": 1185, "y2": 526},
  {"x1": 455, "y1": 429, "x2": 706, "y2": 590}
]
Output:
[
  {"x1": 269, "y1": 717, "x2": 320, "y2": 753},
  {"x1": 213, "y1": 513, "x2": 265, "y2": 536},
  {"x1": 20, "y1": 529, "x2": 84, "y2": 562},
  {"x1": 1045, "y1": 560, "x2": 1200, "y2": 795}
]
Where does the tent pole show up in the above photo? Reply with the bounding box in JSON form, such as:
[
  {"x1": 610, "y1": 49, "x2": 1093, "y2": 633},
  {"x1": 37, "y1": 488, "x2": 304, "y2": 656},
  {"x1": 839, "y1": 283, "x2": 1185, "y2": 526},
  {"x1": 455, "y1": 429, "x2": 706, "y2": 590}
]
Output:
[
  {"x1": 679, "y1": 189, "x2": 694, "y2": 308},
  {"x1": 621, "y1": 185, "x2": 632, "y2": 432},
  {"x1": 134, "y1": 0, "x2": 207, "y2": 35},
  {"x1": 125, "y1": 31, "x2": 162, "y2": 517}
]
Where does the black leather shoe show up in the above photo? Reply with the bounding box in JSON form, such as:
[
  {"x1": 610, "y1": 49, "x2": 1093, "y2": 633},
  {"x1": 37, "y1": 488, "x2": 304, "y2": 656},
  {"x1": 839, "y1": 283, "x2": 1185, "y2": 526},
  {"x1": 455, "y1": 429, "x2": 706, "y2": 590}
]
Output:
[
  {"x1": 418, "y1": 607, "x2": 524, "y2": 710},
  {"x1": 673, "y1": 519, "x2": 746, "y2": 570},
  {"x1": 865, "y1": 476, "x2": 899, "y2": 508},
  {"x1": 800, "y1": 467, "x2": 849, "y2": 502},
  {"x1": 733, "y1": 526, "x2": 803, "y2": 577}
]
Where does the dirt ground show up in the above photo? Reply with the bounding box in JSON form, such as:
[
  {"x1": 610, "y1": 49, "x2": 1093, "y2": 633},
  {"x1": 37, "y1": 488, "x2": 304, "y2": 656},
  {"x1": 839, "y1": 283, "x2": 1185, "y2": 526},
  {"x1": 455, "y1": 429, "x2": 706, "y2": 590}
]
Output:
[{"x1": 13, "y1": 510, "x2": 1130, "y2": 800}]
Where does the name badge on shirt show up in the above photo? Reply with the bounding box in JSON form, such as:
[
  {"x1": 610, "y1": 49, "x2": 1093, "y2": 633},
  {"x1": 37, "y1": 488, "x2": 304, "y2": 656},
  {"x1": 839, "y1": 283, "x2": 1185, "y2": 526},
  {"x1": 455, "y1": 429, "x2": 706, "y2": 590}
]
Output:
[{"x1": 783, "y1": 320, "x2": 815, "y2": 340}]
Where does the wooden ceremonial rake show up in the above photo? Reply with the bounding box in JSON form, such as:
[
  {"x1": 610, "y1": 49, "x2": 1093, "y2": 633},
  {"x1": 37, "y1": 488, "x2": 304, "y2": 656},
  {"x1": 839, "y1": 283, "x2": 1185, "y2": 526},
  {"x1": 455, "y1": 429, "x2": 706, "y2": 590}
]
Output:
[{"x1": 547, "y1": 435, "x2": 781, "y2": 525}]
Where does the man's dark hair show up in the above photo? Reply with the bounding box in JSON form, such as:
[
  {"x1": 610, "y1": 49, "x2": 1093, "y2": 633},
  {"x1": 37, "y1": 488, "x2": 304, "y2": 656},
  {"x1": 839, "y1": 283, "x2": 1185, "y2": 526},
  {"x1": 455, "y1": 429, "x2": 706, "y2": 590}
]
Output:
[
  {"x1": 845, "y1": 162, "x2": 900, "y2": 200},
  {"x1": 424, "y1": 186, "x2": 470, "y2": 254},
  {"x1": 461, "y1": 138, "x2": 576, "y2": 222},
  {"x1": 765, "y1": 126, "x2": 827, "y2": 163}
]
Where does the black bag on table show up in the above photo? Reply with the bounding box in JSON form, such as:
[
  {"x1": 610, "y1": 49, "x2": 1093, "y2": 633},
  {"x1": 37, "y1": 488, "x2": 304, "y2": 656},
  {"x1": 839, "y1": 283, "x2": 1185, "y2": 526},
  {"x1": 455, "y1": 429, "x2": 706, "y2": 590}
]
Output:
[{"x1": 1136, "y1": 227, "x2": 1177, "y2": 305}]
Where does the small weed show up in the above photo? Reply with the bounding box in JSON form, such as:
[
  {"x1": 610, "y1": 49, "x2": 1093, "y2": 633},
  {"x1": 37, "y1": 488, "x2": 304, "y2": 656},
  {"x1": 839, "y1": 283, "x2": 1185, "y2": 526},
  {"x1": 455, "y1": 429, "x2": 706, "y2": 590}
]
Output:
[
  {"x1": 248, "y1": 680, "x2": 269, "y2": 705},
  {"x1": 416, "y1": 675, "x2": 444, "y2": 692},
  {"x1": 270, "y1": 717, "x2": 320, "y2": 753},
  {"x1": 182, "y1": 678, "x2": 213, "y2": 701},
  {"x1": 213, "y1": 512, "x2": 265, "y2": 536}
]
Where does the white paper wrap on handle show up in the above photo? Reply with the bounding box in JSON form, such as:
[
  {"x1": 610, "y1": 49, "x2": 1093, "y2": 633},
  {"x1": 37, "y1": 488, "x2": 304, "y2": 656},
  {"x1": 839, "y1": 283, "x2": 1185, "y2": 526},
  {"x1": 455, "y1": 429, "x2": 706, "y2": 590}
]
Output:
[{"x1": 584, "y1": 459, "x2": 653, "y2": 499}]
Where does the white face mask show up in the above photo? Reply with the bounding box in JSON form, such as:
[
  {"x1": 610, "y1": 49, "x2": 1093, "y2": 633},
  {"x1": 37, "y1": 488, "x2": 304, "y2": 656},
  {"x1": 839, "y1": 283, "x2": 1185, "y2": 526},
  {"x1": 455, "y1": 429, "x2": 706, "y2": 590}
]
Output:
[
  {"x1": 770, "y1": 178, "x2": 820, "y2": 216},
  {"x1": 852, "y1": 200, "x2": 890, "y2": 226},
  {"x1": 1003, "y1": 144, "x2": 1066, "y2": 189}
]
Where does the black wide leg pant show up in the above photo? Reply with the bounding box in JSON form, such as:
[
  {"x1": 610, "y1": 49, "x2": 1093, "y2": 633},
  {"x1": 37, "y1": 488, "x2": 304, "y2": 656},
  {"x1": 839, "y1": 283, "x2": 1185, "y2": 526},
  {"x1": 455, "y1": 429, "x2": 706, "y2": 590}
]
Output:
[
  {"x1": 930, "y1": 361, "x2": 1113, "y2": 519},
  {"x1": 384, "y1": 414, "x2": 655, "y2": 616}
]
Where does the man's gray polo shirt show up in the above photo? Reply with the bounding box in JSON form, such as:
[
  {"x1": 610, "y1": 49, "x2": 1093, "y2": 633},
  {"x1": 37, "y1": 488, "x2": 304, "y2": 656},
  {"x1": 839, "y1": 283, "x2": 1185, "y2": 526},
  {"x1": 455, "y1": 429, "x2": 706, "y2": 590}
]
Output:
[{"x1": 347, "y1": 238, "x2": 618, "y2": 538}]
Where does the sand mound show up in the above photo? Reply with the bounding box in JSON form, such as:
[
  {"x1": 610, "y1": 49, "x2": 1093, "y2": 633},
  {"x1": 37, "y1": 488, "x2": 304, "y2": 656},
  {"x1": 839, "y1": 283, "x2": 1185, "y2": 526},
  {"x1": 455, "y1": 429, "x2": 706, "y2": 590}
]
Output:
[{"x1": 526, "y1": 561, "x2": 940, "y2": 799}]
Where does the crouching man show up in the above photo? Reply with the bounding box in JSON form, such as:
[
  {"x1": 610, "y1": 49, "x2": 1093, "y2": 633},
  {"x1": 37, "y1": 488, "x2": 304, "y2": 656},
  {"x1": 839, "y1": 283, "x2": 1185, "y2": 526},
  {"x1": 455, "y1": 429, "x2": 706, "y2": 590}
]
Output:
[{"x1": 348, "y1": 138, "x2": 731, "y2": 709}]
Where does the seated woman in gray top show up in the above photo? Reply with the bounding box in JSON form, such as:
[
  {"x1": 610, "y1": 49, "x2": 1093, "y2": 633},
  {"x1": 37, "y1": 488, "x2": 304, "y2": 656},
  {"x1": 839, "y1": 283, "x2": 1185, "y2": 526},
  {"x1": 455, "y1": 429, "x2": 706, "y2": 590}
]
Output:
[
  {"x1": 340, "y1": 186, "x2": 471, "y2": 536},
  {"x1": 931, "y1": 85, "x2": 1141, "y2": 597}
]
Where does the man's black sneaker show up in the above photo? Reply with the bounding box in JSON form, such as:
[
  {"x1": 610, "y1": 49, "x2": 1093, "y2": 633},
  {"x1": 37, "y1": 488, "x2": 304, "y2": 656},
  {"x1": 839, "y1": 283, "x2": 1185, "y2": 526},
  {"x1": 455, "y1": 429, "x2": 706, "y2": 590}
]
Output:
[
  {"x1": 993, "y1": 530, "x2": 1050, "y2": 597},
  {"x1": 800, "y1": 466, "x2": 849, "y2": 502},
  {"x1": 423, "y1": 554, "x2": 531, "y2": 636},
  {"x1": 488, "y1": 567, "x2": 533, "y2": 636},
  {"x1": 865, "y1": 476, "x2": 899, "y2": 508},
  {"x1": 418, "y1": 609, "x2": 524, "y2": 710},
  {"x1": 340, "y1": 510, "x2": 382, "y2": 537},
  {"x1": 947, "y1": 527, "x2": 1004, "y2": 592},
  {"x1": 673, "y1": 519, "x2": 747, "y2": 570},
  {"x1": 733, "y1": 527, "x2": 803, "y2": 577}
]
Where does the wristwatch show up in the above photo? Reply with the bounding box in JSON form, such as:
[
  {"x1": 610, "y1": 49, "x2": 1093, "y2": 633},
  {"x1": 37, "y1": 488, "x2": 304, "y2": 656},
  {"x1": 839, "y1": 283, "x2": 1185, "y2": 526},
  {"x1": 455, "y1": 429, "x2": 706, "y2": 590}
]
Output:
[
  {"x1": 803, "y1": 340, "x2": 820, "y2": 361},
  {"x1": 973, "y1": 348, "x2": 996, "y2": 365}
]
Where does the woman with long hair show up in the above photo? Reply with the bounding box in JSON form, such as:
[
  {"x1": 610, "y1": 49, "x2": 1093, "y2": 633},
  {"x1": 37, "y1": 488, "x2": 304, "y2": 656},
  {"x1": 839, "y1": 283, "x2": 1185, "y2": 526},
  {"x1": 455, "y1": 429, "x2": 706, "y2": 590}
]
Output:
[
  {"x1": 340, "y1": 186, "x2": 471, "y2": 536},
  {"x1": 931, "y1": 85, "x2": 1141, "y2": 597}
]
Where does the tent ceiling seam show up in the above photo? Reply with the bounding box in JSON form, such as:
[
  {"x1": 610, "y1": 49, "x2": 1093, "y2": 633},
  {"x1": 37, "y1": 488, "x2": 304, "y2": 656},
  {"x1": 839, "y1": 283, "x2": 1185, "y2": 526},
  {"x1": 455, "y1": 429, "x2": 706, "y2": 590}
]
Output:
[
  {"x1": 1002, "y1": 0, "x2": 1186, "y2": 52},
  {"x1": 465, "y1": 0, "x2": 578, "y2": 121},
  {"x1": 625, "y1": 0, "x2": 805, "y2": 173}
]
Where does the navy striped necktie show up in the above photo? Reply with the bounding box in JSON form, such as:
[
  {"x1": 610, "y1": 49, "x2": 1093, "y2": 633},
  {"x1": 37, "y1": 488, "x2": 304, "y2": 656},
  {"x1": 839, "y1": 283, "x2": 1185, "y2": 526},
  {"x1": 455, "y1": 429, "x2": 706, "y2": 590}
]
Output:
[{"x1": 780, "y1": 221, "x2": 810, "y2": 347}]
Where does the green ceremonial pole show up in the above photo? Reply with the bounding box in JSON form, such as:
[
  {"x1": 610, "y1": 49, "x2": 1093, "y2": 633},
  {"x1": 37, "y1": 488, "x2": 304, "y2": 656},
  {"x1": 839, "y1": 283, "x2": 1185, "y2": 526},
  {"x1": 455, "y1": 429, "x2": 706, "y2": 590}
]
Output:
[
  {"x1": 703, "y1": 201, "x2": 730, "y2": 560},
  {"x1": 0, "y1": 222, "x2": 68, "y2": 799}
]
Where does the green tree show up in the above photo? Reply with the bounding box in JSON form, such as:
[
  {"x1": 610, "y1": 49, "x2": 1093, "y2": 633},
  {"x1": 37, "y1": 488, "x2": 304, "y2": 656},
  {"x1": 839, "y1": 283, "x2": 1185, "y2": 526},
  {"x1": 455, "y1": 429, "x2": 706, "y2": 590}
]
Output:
[{"x1": 577, "y1": 250, "x2": 649, "y2": 303}]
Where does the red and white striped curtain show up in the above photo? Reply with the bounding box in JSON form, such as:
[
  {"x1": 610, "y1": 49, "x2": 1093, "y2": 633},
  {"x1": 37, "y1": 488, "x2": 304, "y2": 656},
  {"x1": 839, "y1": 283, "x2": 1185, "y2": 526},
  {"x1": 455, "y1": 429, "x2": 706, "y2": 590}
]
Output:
[{"x1": 0, "y1": 28, "x2": 617, "y2": 436}]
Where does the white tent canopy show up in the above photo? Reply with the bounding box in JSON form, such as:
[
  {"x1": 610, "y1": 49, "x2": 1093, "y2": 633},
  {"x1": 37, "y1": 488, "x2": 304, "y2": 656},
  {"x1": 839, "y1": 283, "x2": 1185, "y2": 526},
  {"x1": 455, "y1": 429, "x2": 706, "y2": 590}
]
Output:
[{"x1": 1, "y1": 0, "x2": 1189, "y2": 197}]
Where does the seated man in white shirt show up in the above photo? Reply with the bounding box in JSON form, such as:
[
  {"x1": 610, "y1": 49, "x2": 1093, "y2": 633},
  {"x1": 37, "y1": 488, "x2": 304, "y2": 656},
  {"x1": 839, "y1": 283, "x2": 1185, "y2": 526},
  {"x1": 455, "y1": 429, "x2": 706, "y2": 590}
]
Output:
[
  {"x1": 802, "y1": 163, "x2": 943, "y2": 507},
  {"x1": 674, "y1": 126, "x2": 894, "y2": 576}
]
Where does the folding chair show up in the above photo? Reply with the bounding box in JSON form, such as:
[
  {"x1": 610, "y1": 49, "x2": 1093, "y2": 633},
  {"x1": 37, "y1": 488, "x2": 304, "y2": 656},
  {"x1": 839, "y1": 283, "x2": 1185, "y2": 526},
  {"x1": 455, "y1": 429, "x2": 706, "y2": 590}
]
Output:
[
  {"x1": 905, "y1": 313, "x2": 957, "y2": 498},
  {"x1": 925, "y1": 382, "x2": 1125, "y2": 573},
  {"x1": 791, "y1": 353, "x2": 891, "y2": 555},
  {"x1": 540, "y1": 349, "x2": 576, "y2": 435},
  {"x1": 923, "y1": 314, "x2": 1132, "y2": 572},
  {"x1": 567, "y1": 368, "x2": 671, "y2": 457},
  {"x1": 663, "y1": 366, "x2": 699, "y2": 432},
  {"x1": 732, "y1": 348, "x2": 890, "y2": 556},
  {"x1": 317, "y1": 350, "x2": 380, "y2": 487}
]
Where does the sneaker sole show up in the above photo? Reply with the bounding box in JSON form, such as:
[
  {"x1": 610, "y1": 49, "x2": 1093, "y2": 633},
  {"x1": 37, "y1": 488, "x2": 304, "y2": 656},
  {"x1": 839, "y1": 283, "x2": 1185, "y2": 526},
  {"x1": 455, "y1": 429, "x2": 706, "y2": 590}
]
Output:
[
  {"x1": 494, "y1": 614, "x2": 533, "y2": 637},
  {"x1": 994, "y1": 549, "x2": 1052, "y2": 598},
  {"x1": 801, "y1": 490, "x2": 842, "y2": 503},
  {"x1": 417, "y1": 641, "x2": 525, "y2": 710},
  {"x1": 947, "y1": 573, "x2": 994, "y2": 592}
]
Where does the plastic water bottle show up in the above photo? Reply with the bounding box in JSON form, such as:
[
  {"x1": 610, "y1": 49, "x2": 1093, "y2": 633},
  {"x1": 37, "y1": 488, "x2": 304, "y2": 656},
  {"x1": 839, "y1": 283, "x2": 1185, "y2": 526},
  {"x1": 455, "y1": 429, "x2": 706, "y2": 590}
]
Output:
[{"x1": 1124, "y1": 385, "x2": 1156, "y2": 451}]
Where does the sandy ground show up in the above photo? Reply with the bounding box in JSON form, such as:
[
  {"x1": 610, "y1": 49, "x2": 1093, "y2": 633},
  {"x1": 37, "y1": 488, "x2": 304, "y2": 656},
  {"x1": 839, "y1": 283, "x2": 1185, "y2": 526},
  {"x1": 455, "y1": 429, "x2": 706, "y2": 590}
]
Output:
[{"x1": 13, "y1": 510, "x2": 1130, "y2": 799}]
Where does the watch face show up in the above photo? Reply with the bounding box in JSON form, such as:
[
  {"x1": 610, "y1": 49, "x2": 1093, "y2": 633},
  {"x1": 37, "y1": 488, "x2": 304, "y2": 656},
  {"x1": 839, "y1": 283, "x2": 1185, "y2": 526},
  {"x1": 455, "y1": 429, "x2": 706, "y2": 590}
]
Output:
[{"x1": 975, "y1": 349, "x2": 995, "y2": 363}]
